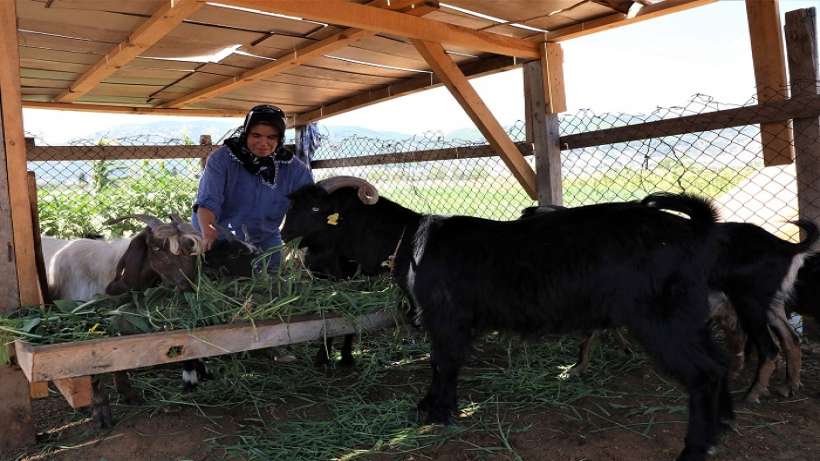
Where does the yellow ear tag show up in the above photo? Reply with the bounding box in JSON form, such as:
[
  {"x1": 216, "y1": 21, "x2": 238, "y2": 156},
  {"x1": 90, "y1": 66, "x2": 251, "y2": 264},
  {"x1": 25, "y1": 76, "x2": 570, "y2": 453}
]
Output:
[{"x1": 326, "y1": 213, "x2": 340, "y2": 225}]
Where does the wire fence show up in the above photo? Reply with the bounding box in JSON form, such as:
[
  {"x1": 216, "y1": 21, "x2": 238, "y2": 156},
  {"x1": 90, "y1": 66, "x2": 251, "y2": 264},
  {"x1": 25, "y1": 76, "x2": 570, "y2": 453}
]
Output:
[{"x1": 27, "y1": 91, "x2": 818, "y2": 241}]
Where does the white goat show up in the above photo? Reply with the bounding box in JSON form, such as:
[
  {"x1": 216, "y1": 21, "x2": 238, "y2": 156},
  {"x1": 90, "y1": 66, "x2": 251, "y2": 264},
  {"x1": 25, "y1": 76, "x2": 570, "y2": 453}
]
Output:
[{"x1": 41, "y1": 236, "x2": 130, "y2": 301}]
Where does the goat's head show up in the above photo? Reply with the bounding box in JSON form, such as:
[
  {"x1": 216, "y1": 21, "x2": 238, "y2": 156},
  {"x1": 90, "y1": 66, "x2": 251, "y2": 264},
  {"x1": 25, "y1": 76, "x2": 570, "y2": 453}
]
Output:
[
  {"x1": 203, "y1": 224, "x2": 261, "y2": 277},
  {"x1": 282, "y1": 176, "x2": 379, "y2": 247},
  {"x1": 105, "y1": 214, "x2": 203, "y2": 295}
]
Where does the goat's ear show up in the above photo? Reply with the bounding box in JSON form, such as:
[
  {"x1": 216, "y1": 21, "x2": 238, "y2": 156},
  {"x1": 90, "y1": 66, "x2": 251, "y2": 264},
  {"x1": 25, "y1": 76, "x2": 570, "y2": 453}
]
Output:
[{"x1": 106, "y1": 229, "x2": 155, "y2": 294}]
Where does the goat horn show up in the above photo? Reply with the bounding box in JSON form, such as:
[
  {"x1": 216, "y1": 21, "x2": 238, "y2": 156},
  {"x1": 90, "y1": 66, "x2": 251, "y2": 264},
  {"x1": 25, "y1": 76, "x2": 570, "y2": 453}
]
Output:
[
  {"x1": 316, "y1": 176, "x2": 379, "y2": 205},
  {"x1": 105, "y1": 214, "x2": 164, "y2": 231}
]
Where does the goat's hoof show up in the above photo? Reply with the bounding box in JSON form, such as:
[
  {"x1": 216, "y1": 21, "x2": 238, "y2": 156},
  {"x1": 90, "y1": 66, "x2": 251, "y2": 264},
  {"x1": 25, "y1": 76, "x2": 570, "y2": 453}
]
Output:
[
  {"x1": 675, "y1": 445, "x2": 709, "y2": 461},
  {"x1": 276, "y1": 353, "x2": 298, "y2": 363},
  {"x1": 744, "y1": 384, "x2": 769, "y2": 404},
  {"x1": 424, "y1": 407, "x2": 453, "y2": 426},
  {"x1": 92, "y1": 406, "x2": 114, "y2": 429},
  {"x1": 182, "y1": 383, "x2": 198, "y2": 393},
  {"x1": 775, "y1": 382, "x2": 802, "y2": 398}
]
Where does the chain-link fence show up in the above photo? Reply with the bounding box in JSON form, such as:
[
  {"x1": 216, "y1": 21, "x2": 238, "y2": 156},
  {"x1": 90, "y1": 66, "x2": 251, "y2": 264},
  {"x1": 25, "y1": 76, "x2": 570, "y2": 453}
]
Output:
[{"x1": 27, "y1": 91, "x2": 819, "y2": 242}]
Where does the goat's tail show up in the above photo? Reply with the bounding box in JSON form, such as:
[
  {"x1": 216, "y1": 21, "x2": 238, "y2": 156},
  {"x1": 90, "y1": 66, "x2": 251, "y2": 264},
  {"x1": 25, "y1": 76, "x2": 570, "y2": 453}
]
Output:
[
  {"x1": 641, "y1": 192, "x2": 719, "y2": 233},
  {"x1": 789, "y1": 219, "x2": 819, "y2": 253}
]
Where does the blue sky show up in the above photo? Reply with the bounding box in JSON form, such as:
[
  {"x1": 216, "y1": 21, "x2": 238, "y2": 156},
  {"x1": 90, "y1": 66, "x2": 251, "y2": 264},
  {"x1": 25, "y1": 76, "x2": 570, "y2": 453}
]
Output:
[{"x1": 22, "y1": 0, "x2": 820, "y2": 143}]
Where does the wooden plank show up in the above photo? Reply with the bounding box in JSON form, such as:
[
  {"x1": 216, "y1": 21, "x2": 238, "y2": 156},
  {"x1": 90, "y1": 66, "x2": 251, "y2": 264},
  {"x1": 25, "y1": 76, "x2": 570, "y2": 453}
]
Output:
[
  {"x1": 27, "y1": 145, "x2": 214, "y2": 161},
  {"x1": 164, "y1": 1, "x2": 437, "y2": 108},
  {"x1": 0, "y1": 366, "x2": 36, "y2": 451},
  {"x1": 413, "y1": 39, "x2": 536, "y2": 199},
  {"x1": 560, "y1": 93, "x2": 820, "y2": 151},
  {"x1": 53, "y1": 376, "x2": 92, "y2": 408},
  {"x1": 22, "y1": 101, "x2": 245, "y2": 117},
  {"x1": 55, "y1": 0, "x2": 206, "y2": 102},
  {"x1": 311, "y1": 142, "x2": 533, "y2": 169},
  {"x1": 1, "y1": 0, "x2": 39, "y2": 307},
  {"x1": 295, "y1": 54, "x2": 522, "y2": 124},
  {"x1": 746, "y1": 0, "x2": 794, "y2": 166},
  {"x1": 543, "y1": 43, "x2": 566, "y2": 114},
  {"x1": 14, "y1": 310, "x2": 395, "y2": 382},
  {"x1": 786, "y1": 7, "x2": 820, "y2": 340},
  {"x1": 524, "y1": 59, "x2": 562, "y2": 206},
  {"x1": 26, "y1": 171, "x2": 49, "y2": 306},
  {"x1": 29, "y1": 381, "x2": 49, "y2": 399},
  {"x1": 220, "y1": 0, "x2": 540, "y2": 58},
  {"x1": 547, "y1": 0, "x2": 715, "y2": 42}
]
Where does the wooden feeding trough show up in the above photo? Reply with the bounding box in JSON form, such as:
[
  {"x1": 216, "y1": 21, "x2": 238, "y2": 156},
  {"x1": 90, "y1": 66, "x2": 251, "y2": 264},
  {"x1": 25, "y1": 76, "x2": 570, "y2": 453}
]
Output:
[{"x1": 14, "y1": 309, "x2": 397, "y2": 409}]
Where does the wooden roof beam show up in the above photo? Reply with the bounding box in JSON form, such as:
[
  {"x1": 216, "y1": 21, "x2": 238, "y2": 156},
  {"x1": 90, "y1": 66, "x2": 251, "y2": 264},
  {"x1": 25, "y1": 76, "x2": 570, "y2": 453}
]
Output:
[
  {"x1": 24, "y1": 101, "x2": 245, "y2": 118},
  {"x1": 546, "y1": 0, "x2": 716, "y2": 42},
  {"x1": 54, "y1": 0, "x2": 206, "y2": 103},
  {"x1": 413, "y1": 39, "x2": 537, "y2": 199},
  {"x1": 294, "y1": 54, "x2": 523, "y2": 124},
  {"x1": 219, "y1": 0, "x2": 540, "y2": 59},
  {"x1": 164, "y1": 1, "x2": 439, "y2": 109}
]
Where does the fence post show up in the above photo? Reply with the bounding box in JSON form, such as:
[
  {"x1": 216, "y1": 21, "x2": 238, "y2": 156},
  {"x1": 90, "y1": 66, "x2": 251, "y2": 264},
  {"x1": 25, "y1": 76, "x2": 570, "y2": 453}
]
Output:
[
  {"x1": 294, "y1": 125, "x2": 306, "y2": 163},
  {"x1": 199, "y1": 134, "x2": 212, "y2": 170},
  {"x1": 746, "y1": 0, "x2": 795, "y2": 166},
  {"x1": 785, "y1": 7, "x2": 820, "y2": 340},
  {"x1": 523, "y1": 41, "x2": 564, "y2": 206}
]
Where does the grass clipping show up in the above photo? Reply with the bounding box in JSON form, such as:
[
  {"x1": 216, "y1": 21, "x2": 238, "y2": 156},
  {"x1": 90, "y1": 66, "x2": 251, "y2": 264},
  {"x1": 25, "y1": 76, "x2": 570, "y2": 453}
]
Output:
[{"x1": 0, "y1": 245, "x2": 401, "y2": 346}]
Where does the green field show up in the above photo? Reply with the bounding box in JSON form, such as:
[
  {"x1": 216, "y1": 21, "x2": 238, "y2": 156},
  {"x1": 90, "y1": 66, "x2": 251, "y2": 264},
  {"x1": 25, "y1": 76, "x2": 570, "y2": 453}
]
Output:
[{"x1": 37, "y1": 160, "x2": 755, "y2": 238}]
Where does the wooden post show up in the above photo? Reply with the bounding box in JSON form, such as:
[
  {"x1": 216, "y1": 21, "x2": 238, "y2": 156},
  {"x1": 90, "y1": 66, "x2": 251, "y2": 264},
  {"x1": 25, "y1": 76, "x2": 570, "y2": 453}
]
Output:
[
  {"x1": 524, "y1": 42, "x2": 565, "y2": 205},
  {"x1": 199, "y1": 134, "x2": 213, "y2": 170},
  {"x1": 746, "y1": 0, "x2": 796, "y2": 166},
  {"x1": 0, "y1": 1, "x2": 37, "y2": 450},
  {"x1": 53, "y1": 376, "x2": 93, "y2": 409},
  {"x1": 294, "y1": 125, "x2": 307, "y2": 162},
  {"x1": 785, "y1": 7, "x2": 820, "y2": 340}
]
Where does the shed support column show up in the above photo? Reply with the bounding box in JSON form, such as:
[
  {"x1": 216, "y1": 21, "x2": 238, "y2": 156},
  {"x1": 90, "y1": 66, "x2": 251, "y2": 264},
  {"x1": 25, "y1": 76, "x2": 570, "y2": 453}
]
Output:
[
  {"x1": 524, "y1": 42, "x2": 566, "y2": 206},
  {"x1": 0, "y1": 0, "x2": 38, "y2": 450},
  {"x1": 786, "y1": 7, "x2": 820, "y2": 340}
]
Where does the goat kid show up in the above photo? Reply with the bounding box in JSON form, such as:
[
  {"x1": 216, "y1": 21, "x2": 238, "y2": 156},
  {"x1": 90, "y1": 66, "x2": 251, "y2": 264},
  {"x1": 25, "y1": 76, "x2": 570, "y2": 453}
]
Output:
[{"x1": 284, "y1": 177, "x2": 729, "y2": 461}]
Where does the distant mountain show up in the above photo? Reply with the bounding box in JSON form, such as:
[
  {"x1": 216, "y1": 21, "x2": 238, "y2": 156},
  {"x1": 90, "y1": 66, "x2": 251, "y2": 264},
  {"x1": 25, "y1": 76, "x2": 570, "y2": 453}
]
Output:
[{"x1": 86, "y1": 119, "x2": 241, "y2": 145}]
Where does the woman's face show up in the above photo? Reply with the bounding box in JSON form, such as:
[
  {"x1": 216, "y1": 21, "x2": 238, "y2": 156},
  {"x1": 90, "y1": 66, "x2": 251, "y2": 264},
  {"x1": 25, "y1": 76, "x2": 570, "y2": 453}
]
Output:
[{"x1": 246, "y1": 123, "x2": 280, "y2": 157}]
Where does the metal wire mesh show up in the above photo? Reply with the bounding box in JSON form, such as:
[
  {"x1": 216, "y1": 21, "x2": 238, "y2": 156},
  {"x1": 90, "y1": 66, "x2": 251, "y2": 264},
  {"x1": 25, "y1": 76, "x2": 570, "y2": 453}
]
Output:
[{"x1": 27, "y1": 91, "x2": 818, "y2": 243}]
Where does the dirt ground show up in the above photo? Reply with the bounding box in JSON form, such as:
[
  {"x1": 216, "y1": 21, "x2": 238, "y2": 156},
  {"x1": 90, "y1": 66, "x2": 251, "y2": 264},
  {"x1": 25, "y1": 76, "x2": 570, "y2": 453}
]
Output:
[{"x1": 7, "y1": 333, "x2": 820, "y2": 461}]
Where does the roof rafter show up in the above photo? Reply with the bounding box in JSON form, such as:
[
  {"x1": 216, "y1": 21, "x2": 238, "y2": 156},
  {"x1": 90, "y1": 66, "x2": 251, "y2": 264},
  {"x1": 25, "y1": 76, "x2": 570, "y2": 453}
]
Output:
[
  {"x1": 217, "y1": 0, "x2": 540, "y2": 59},
  {"x1": 55, "y1": 0, "x2": 206, "y2": 103},
  {"x1": 24, "y1": 101, "x2": 245, "y2": 118},
  {"x1": 413, "y1": 39, "x2": 537, "y2": 199},
  {"x1": 545, "y1": 0, "x2": 715, "y2": 42},
  {"x1": 164, "y1": 0, "x2": 439, "y2": 109},
  {"x1": 294, "y1": 54, "x2": 522, "y2": 124}
]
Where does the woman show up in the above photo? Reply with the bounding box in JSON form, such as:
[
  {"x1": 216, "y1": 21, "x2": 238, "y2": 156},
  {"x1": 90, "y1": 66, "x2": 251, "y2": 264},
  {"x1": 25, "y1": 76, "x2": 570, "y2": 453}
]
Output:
[{"x1": 193, "y1": 104, "x2": 314, "y2": 269}]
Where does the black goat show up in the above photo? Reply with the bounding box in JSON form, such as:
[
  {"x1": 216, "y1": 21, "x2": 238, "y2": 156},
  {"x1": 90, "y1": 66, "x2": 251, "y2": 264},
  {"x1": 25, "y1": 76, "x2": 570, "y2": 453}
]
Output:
[
  {"x1": 284, "y1": 177, "x2": 730, "y2": 461},
  {"x1": 644, "y1": 195, "x2": 818, "y2": 402},
  {"x1": 523, "y1": 201, "x2": 819, "y2": 402}
]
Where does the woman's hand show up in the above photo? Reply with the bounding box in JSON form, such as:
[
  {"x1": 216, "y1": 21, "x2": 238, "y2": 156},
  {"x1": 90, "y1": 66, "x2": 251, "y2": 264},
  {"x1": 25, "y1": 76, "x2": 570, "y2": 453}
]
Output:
[
  {"x1": 197, "y1": 207, "x2": 218, "y2": 252},
  {"x1": 201, "y1": 224, "x2": 218, "y2": 252}
]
